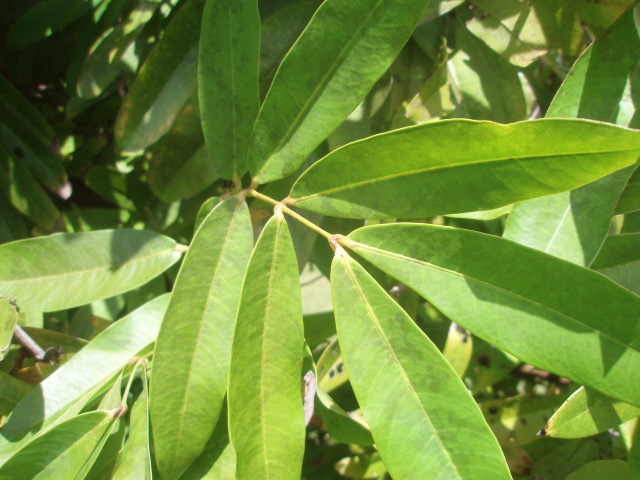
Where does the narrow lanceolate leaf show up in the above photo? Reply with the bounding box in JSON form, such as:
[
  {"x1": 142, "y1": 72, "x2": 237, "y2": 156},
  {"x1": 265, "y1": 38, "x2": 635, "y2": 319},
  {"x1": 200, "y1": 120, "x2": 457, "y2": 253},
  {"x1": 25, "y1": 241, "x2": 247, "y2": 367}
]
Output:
[
  {"x1": 112, "y1": 367, "x2": 151, "y2": 480},
  {"x1": 503, "y1": 9, "x2": 640, "y2": 266},
  {"x1": 115, "y1": 0, "x2": 205, "y2": 152},
  {"x1": 289, "y1": 119, "x2": 640, "y2": 219},
  {"x1": 541, "y1": 387, "x2": 640, "y2": 439},
  {"x1": 0, "y1": 230, "x2": 181, "y2": 312},
  {"x1": 199, "y1": 0, "x2": 260, "y2": 180},
  {"x1": 249, "y1": 0, "x2": 432, "y2": 185},
  {"x1": 343, "y1": 224, "x2": 640, "y2": 407},
  {"x1": 228, "y1": 210, "x2": 305, "y2": 480},
  {"x1": 592, "y1": 233, "x2": 640, "y2": 295},
  {"x1": 150, "y1": 196, "x2": 253, "y2": 480},
  {"x1": 331, "y1": 251, "x2": 510, "y2": 479},
  {"x1": 0, "y1": 295, "x2": 169, "y2": 459},
  {"x1": 0, "y1": 409, "x2": 121, "y2": 479},
  {"x1": 0, "y1": 298, "x2": 18, "y2": 360}
]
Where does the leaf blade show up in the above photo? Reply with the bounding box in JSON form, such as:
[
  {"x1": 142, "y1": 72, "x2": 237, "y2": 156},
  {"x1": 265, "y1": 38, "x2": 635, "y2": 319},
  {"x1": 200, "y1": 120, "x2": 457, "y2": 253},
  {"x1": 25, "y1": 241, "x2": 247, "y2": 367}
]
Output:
[
  {"x1": 331, "y1": 251, "x2": 510, "y2": 479},
  {"x1": 289, "y1": 119, "x2": 640, "y2": 219},
  {"x1": 228, "y1": 210, "x2": 305, "y2": 480},
  {"x1": 249, "y1": 0, "x2": 431, "y2": 184},
  {"x1": 150, "y1": 196, "x2": 253, "y2": 479}
]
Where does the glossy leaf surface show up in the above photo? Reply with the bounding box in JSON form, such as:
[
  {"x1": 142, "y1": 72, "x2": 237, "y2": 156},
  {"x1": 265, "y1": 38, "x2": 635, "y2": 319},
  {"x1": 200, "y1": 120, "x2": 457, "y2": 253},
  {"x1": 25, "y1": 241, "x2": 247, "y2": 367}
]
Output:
[
  {"x1": 0, "y1": 409, "x2": 118, "y2": 479},
  {"x1": 503, "y1": 9, "x2": 640, "y2": 266},
  {"x1": 331, "y1": 251, "x2": 511, "y2": 479},
  {"x1": 0, "y1": 230, "x2": 181, "y2": 312},
  {"x1": 0, "y1": 295, "x2": 169, "y2": 454},
  {"x1": 228, "y1": 210, "x2": 305, "y2": 480},
  {"x1": 290, "y1": 119, "x2": 640, "y2": 219},
  {"x1": 249, "y1": 0, "x2": 431, "y2": 184},
  {"x1": 150, "y1": 196, "x2": 253, "y2": 479},
  {"x1": 542, "y1": 387, "x2": 640, "y2": 439},
  {"x1": 199, "y1": 0, "x2": 260, "y2": 180},
  {"x1": 115, "y1": 0, "x2": 204, "y2": 152},
  {"x1": 0, "y1": 299, "x2": 17, "y2": 360},
  {"x1": 344, "y1": 224, "x2": 640, "y2": 406}
]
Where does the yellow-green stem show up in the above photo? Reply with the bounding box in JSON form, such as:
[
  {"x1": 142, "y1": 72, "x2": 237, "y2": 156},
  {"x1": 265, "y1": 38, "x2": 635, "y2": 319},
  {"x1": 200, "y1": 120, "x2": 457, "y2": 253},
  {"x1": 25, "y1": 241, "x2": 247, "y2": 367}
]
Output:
[{"x1": 247, "y1": 189, "x2": 333, "y2": 240}]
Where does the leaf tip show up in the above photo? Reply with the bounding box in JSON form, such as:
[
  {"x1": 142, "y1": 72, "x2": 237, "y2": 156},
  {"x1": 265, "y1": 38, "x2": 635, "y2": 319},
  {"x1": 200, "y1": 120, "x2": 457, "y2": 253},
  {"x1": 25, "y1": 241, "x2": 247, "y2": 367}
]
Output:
[{"x1": 537, "y1": 427, "x2": 547, "y2": 436}]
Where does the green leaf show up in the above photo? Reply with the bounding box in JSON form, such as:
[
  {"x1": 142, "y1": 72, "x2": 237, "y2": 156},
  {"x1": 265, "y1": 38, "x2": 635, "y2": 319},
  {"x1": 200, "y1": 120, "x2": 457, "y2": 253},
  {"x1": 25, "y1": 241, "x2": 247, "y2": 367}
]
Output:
[
  {"x1": 0, "y1": 230, "x2": 181, "y2": 312},
  {"x1": 331, "y1": 250, "x2": 511, "y2": 479},
  {"x1": 0, "y1": 371, "x2": 32, "y2": 417},
  {"x1": 316, "y1": 337, "x2": 348, "y2": 393},
  {"x1": 147, "y1": 93, "x2": 219, "y2": 203},
  {"x1": 0, "y1": 140, "x2": 61, "y2": 231},
  {"x1": 343, "y1": 224, "x2": 640, "y2": 406},
  {"x1": 199, "y1": 0, "x2": 260, "y2": 181},
  {"x1": 541, "y1": 387, "x2": 640, "y2": 439},
  {"x1": 228, "y1": 210, "x2": 305, "y2": 480},
  {"x1": 616, "y1": 167, "x2": 640, "y2": 215},
  {"x1": 442, "y1": 322, "x2": 472, "y2": 378},
  {"x1": 0, "y1": 295, "x2": 169, "y2": 460},
  {"x1": 0, "y1": 299, "x2": 18, "y2": 361},
  {"x1": 565, "y1": 459, "x2": 632, "y2": 480},
  {"x1": 0, "y1": 408, "x2": 121, "y2": 480},
  {"x1": 503, "y1": 9, "x2": 640, "y2": 267},
  {"x1": 335, "y1": 452, "x2": 387, "y2": 479},
  {"x1": 150, "y1": 196, "x2": 253, "y2": 480},
  {"x1": 289, "y1": 119, "x2": 640, "y2": 219},
  {"x1": 76, "y1": 0, "x2": 162, "y2": 99},
  {"x1": 112, "y1": 366, "x2": 151, "y2": 480},
  {"x1": 115, "y1": 0, "x2": 205, "y2": 152},
  {"x1": 314, "y1": 388, "x2": 374, "y2": 446},
  {"x1": 0, "y1": 75, "x2": 67, "y2": 192},
  {"x1": 249, "y1": 0, "x2": 432, "y2": 185},
  {"x1": 592, "y1": 233, "x2": 640, "y2": 295}
]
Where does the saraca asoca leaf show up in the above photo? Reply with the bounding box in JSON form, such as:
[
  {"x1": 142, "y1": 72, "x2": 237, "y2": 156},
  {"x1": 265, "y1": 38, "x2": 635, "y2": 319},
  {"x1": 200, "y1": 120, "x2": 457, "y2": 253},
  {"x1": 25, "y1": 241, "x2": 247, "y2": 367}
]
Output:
[
  {"x1": 288, "y1": 119, "x2": 640, "y2": 219},
  {"x1": 0, "y1": 230, "x2": 182, "y2": 312},
  {"x1": 331, "y1": 248, "x2": 511, "y2": 479},
  {"x1": 0, "y1": 408, "x2": 123, "y2": 479},
  {"x1": 150, "y1": 196, "x2": 253, "y2": 480},
  {"x1": 249, "y1": 0, "x2": 432, "y2": 185},
  {"x1": 228, "y1": 209, "x2": 305, "y2": 480},
  {"x1": 340, "y1": 224, "x2": 640, "y2": 407},
  {"x1": 199, "y1": 0, "x2": 260, "y2": 181},
  {"x1": 541, "y1": 387, "x2": 640, "y2": 439}
]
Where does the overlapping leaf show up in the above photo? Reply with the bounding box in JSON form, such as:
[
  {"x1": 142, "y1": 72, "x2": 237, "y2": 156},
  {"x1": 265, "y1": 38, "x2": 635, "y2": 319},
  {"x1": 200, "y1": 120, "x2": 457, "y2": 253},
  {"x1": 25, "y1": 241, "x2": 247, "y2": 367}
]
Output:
[
  {"x1": 504, "y1": 9, "x2": 640, "y2": 266},
  {"x1": 289, "y1": 119, "x2": 640, "y2": 219},
  {"x1": 150, "y1": 196, "x2": 253, "y2": 480},
  {"x1": 199, "y1": 0, "x2": 260, "y2": 181},
  {"x1": 331, "y1": 250, "x2": 511, "y2": 479},
  {"x1": 342, "y1": 224, "x2": 640, "y2": 406},
  {"x1": 592, "y1": 233, "x2": 640, "y2": 295},
  {"x1": 0, "y1": 230, "x2": 181, "y2": 312},
  {"x1": 249, "y1": 0, "x2": 432, "y2": 184},
  {"x1": 228, "y1": 210, "x2": 305, "y2": 480}
]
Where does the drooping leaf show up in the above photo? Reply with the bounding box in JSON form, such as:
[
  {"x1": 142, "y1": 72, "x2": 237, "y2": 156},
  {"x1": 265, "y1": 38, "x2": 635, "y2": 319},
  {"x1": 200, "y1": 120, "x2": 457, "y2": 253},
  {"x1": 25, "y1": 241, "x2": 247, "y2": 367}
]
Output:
[
  {"x1": 112, "y1": 366, "x2": 151, "y2": 480},
  {"x1": 289, "y1": 119, "x2": 640, "y2": 219},
  {"x1": 0, "y1": 299, "x2": 18, "y2": 361},
  {"x1": 76, "y1": 0, "x2": 163, "y2": 99},
  {"x1": 0, "y1": 230, "x2": 181, "y2": 312},
  {"x1": 199, "y1": 0, "x2": 260, "y2": 181},
  {"x1": 342, "y1": 224, "x2": 640, "y2": 406},
  {"x1": 0, "y1": 408, "x2": 121, "y2": 479},
  {"x1": 228, "y1": 210, "x2": 305, "y2": 480},
  {"x1": 249, "y1": 0, "x2": 432, "y2": 185},
  {"x1": 0, "y1": 140, "x2": 61, "y2": 231},
  {"x1": 0, "y1": 75, "x2": 67, "y2": 192},
  {"x1": 147, "y1": 92, "x2": 219, "y2": 203},
  {"x1": 541, "y1": 387, "x2": 640, "y2": 439},
  {"x1": 115, "y1": 0, "x2": 205, "y2": 152},
  {"x1": 503, "y1": 9, "x2": 640, "y2": 266},
  {"x1": 331, "y1": 249, "x2": 511, "y2": 479},
  {"x1": 150, "y1": 196, "x2": 253, "y2": 480},
  {"x1": 0, "y1": 294, "x2": 169, "y2": 461},
  {"x1": 592, "y1": 233, "x2": 640, "y2": 295}
]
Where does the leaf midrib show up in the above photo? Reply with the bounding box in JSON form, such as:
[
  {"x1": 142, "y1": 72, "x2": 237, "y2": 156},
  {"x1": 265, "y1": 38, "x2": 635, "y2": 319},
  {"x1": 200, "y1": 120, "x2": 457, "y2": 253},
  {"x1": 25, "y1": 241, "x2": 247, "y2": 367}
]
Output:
[
  {"x1": 348, "y1": 240, "x2": 640, "y2": 358},
  {"x1": 340, "y1": 255, "x2": 463, "y2": 479},
  {"x1": 253, "y1": 0, "x2": 387, "y2": 182},
  {"x1": 292, "y1": 148, "x2": 640, "y2": 203}
]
